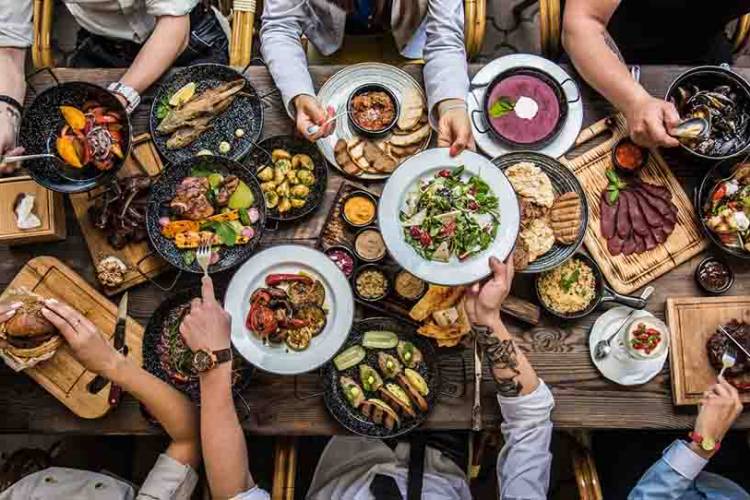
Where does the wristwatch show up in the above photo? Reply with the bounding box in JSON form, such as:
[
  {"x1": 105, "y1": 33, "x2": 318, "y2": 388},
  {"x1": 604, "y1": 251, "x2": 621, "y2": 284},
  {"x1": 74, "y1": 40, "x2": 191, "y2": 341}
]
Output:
[
  {"x1": 688, "y1": 431, "x2": 721, "y2": 452},
  {"x1": 107, "y1": 82, "x2": 141, "y2": 114},
  {"x1": 192, "y1": 348, "x2": 232, "y2": 372}
]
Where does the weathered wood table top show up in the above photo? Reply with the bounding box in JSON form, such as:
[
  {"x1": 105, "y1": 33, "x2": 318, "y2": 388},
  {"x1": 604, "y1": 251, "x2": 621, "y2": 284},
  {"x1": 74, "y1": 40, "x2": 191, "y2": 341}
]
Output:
[{"x1": 1, "y1": 64, "x2": 748, "y2": 435}]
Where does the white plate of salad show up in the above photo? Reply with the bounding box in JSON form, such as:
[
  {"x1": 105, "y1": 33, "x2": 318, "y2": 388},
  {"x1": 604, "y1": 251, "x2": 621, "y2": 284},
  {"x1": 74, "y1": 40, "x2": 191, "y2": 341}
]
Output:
[{"x1": 378, "y1": 148, "x2": 520, "y2": 285}]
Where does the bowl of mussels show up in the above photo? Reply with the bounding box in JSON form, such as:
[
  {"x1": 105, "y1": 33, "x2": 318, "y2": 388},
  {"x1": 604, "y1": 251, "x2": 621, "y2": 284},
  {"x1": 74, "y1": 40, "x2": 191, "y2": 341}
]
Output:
[{"x1": 665, "y1": 65, "x2": 750, "y2": 160}]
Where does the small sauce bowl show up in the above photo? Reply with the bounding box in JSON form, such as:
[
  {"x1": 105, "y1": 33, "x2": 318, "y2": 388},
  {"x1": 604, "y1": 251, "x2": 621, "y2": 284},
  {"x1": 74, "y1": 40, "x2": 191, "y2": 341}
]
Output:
[
  {"x1": 347, "y1": 83, "x2": 400, "y2": 138},
  {"x1": 612, "y1": 138, "x2": 649, "y2": 175},
  {"x1": 695, "y1": 256, "x2": 734, "y2": 295}
]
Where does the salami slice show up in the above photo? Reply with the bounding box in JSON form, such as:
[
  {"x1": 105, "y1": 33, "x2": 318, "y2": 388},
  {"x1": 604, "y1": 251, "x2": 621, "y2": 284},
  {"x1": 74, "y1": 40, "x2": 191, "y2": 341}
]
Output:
[{"x1": 600, "y1": 191, "x2": 618, "y2": 240}]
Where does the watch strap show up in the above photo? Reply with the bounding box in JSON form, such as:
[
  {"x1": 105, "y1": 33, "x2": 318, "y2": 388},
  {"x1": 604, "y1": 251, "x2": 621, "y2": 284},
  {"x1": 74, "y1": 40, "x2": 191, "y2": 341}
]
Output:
[
  {"x1": 688, "y1": 431, "x2": 721, "y2": 452},
  {"x1": 0, "y1": 95, "x2": 23, "y2": 114},
  {"x1": 213, "y1": 348, "x2": 232, "y2": 364},
  {"x1": 107, "y1": 82, "x2": 141, "y2": 114}
]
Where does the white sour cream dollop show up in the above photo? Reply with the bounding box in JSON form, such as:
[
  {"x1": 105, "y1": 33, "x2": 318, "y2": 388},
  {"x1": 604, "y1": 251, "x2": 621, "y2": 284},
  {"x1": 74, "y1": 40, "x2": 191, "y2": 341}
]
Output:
[
  {"x1": 733, "y1": 210, "x2": 750, "y2": 231},
  {"x1": 514, "y1": 96, "x2": 538, "y2": 120}
]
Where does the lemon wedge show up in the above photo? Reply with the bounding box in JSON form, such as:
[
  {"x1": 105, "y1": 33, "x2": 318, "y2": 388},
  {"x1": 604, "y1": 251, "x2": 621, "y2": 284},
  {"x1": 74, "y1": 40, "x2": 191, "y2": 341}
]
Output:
[{"x1": 169, "y1": 82, "x2": 196, "y2": 107}]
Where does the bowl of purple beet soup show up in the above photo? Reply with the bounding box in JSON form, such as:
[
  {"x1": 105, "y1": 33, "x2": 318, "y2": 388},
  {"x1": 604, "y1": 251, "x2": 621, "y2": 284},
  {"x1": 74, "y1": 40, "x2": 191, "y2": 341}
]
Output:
[{"x1": 478, "y1": 67, "x2": 574, "y2": 148}]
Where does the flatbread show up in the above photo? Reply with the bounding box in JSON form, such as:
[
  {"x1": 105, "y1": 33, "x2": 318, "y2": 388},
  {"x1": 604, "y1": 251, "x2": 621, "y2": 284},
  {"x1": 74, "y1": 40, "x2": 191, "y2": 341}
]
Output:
[
  {"x1": 335, "y1": 138, "x2": 361, "y2": 175},
  {"x1": 506, "y1": 162, "x2": 555, "y2": 208},
  {"x1": 389, "y1": 143, "x2": 421, "y2": 158},
  {"x1": 389, "y1": 123, "x2": 430, "y2": 147},
  {"x1": 397, "y1": 88, "x2": 424, "y2": 130},
  {"x1": 520, "y1": 218, "x2": 555, "y2": 262}
]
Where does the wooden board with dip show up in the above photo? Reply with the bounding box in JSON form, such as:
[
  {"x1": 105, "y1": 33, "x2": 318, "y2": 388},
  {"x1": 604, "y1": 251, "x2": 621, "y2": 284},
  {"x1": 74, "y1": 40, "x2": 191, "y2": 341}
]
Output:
[{"x1": 317, "y1": 182, "x2": 541, "y2": 328}]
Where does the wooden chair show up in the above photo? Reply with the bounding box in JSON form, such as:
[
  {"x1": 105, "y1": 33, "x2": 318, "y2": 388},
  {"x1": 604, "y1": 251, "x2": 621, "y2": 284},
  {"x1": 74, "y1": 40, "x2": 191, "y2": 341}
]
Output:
[
  {"x1": 305, "y1": 0, "x2": 487, "y2": 64},
  {"x1": 539, "y1": 0, "x2": 750, "y2": 61},
  {"x1": 31, "y1": 0, "x2": 257, "y2": 69}
]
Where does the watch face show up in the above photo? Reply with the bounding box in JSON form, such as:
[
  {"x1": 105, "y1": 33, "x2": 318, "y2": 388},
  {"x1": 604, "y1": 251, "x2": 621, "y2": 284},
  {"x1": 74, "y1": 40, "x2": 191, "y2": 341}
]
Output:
[
  {"x1": 193, "y1": 350, "x2": 214, "y2": 372},
  {"x1": 701, "y1": 437, "x2": 716, "y2": 451}
]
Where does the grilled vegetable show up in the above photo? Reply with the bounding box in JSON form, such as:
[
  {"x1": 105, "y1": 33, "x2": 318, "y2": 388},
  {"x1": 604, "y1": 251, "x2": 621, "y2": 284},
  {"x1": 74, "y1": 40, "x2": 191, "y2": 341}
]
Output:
[
  {"x1": 397, "y1": 340, "x2": 423, "y2": 368},
  {"x1": 340, "y1": 376, "x2": 365, "y2": 408},
  {"x1": 400, "y1": 369, "x2": 429, "y2": 412},
  {"x1": 380, "y1": 383, "x2": 416, "y2": 418},
  {"x1": 293, "y1": 303, "x2": 327, "y2": 336},
  {"x1": 377, "y1": 352, "x2": 403, "y2": 379},
  {"x1": 362, "y1": 330, "x2": 399, "y2": 349},
  {"x1": 359, "y1": 364, "x2": 383, "y2": 392},
  {"x1": 363, "y1": 398, "x2": 400, "y2": 430},
  {"x1": 334, "y1": 345, "x2": 366, "y2": 371}
]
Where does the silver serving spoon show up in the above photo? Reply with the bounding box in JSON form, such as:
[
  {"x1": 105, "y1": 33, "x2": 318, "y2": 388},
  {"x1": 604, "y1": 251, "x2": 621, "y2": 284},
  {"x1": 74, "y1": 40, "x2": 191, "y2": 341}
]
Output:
[
  {"x1": 593, "y1": 286, "x2": 654, "y2": 360},
  {"x1": 306, "y1": 108, "x2": 347, "y2": 136},
  {"x1": 0, "y1": 153, "x2": 57, "y2": 164},
  {"x1": 668, "y1": 117, "x2": 711, "y2": 140}
]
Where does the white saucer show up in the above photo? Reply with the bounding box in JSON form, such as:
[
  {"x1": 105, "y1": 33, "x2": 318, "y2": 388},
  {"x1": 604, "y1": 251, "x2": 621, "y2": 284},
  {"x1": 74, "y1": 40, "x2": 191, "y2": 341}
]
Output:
[
  {"x1": 467, "y1": 54, "x2": 583, "y2": 159},
  {"x1": 589, "y1": 306, "x2": 669, "y2": 386}
]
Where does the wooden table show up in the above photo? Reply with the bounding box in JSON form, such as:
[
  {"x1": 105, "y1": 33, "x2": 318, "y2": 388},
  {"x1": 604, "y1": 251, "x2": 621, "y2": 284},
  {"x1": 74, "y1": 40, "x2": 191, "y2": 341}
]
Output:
[{"x1": 1, "y1": 64, "x2": 748, "y2": 435}]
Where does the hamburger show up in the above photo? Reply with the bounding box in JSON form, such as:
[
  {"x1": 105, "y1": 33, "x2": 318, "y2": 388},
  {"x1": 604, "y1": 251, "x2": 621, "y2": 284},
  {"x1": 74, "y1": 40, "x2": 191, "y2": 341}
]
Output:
[{"x1": 0, "y1": 289, "x2": 62, "y2": 361}]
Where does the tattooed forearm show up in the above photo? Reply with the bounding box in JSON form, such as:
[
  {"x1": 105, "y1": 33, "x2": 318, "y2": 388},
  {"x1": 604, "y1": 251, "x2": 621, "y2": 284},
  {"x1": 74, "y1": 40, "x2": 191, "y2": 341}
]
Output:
[
  {"x1": 474, "y1": 325, "x2": 522, "y2": 397},
  {"x1": 602, "y1": 30, "x2": 625, "y2": 63}
]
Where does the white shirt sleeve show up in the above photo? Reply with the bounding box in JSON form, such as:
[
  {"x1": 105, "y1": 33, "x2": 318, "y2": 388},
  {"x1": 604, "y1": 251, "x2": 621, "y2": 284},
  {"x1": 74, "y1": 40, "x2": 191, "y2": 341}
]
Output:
[
  {"x1": 0, "y1": 0, "x2": 33, "y2": 48},
  {"x1": 231, "y1": 484, "x2": 271, "y2": 500},
  {"x1": 145, "y1": 0, "x2": 199, "y2": 18},
  {"x1": 422, "y1": 0, "x2": 470, "y2": 128},
  {"x1": 496, "y1": 380, "x2": 555, "y2": 500},
  {"x1": 260, "y1": 0, "x2": 317, "y2": 118}
]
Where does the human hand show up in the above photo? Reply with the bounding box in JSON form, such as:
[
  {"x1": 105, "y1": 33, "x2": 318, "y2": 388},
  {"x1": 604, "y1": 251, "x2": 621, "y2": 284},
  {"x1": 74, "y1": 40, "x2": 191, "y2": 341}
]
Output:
[
  {"x1": 294, "y1": 95, "x2": 335, "y2": 142},
  {"x1": 465, "y1": 256, "x2": 514, "y2": 327},
  {"x1": 692, "y1": 376, "x2": 743, "y2": 457},
  {"x1": 623, "y1": 94, "x2": 681, "y2": 149},
  {"x1": 0, "y1": 300, "x2": 23, "y2": 323},
  {"x1": 179, "y1": 276, "x2": 231, "y2": 353},
  {"x1": 0, "y1": 104, "x2": 23, "y2": 176},
  {"x1": 437, "y1": 100, "x2": 475, "y2": 157},
  {"x1": 41, "y1": 298, "x2": 123, "y2": 377}
]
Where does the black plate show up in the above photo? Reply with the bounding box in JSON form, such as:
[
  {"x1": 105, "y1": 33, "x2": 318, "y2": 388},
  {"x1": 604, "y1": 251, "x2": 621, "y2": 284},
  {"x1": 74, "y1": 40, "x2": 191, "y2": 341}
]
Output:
[
  {"x1": 492, "y1": 151, "x2": 588, "y2": 273},
  {"x1": 20, "y1": 82, "x2": 132, "y2": 193},
  {"x1": 323, "y1": 316, "x2": 440, "y2": 438},
  {"x1": 146, "y1": 155, "x2": 266, "y2": 274},
  {"x1": 149, "y1": 64, "x2": 263, "y2": 165},
  {"x1": 142, "y1": 287, "x2": 253, "y2": 403},
  {"x1": 244, "y1": 135, "x2": 328, "y2": 221},
  {"x1": 696, "y1": 159, "x2": 750, "y2": 260}
]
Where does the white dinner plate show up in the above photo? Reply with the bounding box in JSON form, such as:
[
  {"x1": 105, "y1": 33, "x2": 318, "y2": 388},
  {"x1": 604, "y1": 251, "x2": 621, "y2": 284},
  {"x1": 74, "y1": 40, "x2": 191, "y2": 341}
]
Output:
[
  {"x1": 589, "y1": 306, "x2": 669, "y2": 386},
  {"x1": 467, "y1": 54, "x2": 583, "y2": 159},
  {"x1": 378, "y1": 148, "x2": 520, "y2": 286},
  {"x1": 225, "y1": 245, "x2": 354, "y2": 375}
]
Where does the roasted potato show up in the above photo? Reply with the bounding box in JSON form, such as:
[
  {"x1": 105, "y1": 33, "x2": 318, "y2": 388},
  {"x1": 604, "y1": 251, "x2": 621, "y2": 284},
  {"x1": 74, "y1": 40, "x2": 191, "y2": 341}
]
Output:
[
  {"x1": 264, "y1": 191, "x2": 279, "y2": 209},
  {"x1": 276, "y1": 180, "x2": 290, "y2": 197},
  {"x1": 290, "y1": 198, "x2": 306, "y2": 208},
  {"x1": 278, "y1": 197, "x2": 292, "y2": 213},
  {"x1": 297, "y1": 170, "x2": 315, "y2": 186},
  {"x1": 290, "y1": 184, "x2": 310, "y2": 198},
  {"x1": 286, "y1": 169, "x2": 299, "y2": 185},
  {"x1": 272, "y1": 149, "x2": 291, "y2": 162},
  {"x1": 292, "y1": 154, "x2": 314, "y2": 170},
  {"x1": 257, "y1": 166, "x2": 274, "y2": 181},
  {"x1": 260, "y1": 181, "x2": 276, "y2": 192}
]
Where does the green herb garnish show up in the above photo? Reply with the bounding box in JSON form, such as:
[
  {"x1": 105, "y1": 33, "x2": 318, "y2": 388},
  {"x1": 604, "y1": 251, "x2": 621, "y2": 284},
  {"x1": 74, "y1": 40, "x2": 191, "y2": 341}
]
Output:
[
  {"x1": 238, "y1": 207, "x2": 250, "y2": 226},
  {"x1": 155, "y1": 95, "x2": 171, "y2": 121},
  {"x1": 560, "y1": 269, "x2": 580, "y2": 292},
  {"x1": 605, "y1": 169, "x2": 628, "y2": 205},
  {"x1": 488, "y1": 96, "x2": 515, "y2": 119},
  {"x1": 182, "y1": 250, "x2": 196, "y2": 266}
]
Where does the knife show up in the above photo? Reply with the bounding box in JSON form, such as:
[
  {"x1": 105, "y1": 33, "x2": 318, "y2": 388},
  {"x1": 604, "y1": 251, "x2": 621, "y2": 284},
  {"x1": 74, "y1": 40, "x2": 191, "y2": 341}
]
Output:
[
  {"x1": 471, "y1": 336, "x2": 483, "y2": 432},
  {"x1": 107, "y1": 292, "x2": 129, "y2": 406},
  {"x1": 87, "y1": 293, "x2": 129, "y2": 395},
  {"x1": 719, "y1": 325, "x2": 750, "y2": 359}
]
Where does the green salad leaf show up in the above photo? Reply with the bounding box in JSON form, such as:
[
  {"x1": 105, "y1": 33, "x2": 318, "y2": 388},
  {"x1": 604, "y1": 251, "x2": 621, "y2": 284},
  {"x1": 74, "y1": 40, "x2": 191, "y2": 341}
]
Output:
[
  {"x1": 182, "y1": 250, "x2": 196, "y2": 266},
  {"x1": 488, "y1": 96, "x2": 515, "y2": 119}
]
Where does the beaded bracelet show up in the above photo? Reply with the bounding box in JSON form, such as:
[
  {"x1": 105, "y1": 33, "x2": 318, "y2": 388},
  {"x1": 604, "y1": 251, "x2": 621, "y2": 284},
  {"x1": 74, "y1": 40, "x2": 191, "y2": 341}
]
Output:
[{"x1": 0, "y1": 95, "x2": 23, "y2": 114}]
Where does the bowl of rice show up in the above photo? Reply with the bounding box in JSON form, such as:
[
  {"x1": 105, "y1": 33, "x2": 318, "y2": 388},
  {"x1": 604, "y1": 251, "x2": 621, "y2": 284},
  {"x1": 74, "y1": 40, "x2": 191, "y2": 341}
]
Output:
[{"x1": 536, "y1": 256, "x2": 597, "y2": 318}]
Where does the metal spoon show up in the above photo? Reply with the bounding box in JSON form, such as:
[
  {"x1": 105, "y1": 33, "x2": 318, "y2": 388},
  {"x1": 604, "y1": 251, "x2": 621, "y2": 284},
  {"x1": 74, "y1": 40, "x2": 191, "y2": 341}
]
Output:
[
  {"x1": 668, "y1": 117, "x2": 711, "y2": 140},
  {"x1": 306, "y1": 108, "x2": 346, "y2": 136},
  {"x1": 0, "y1": 153, "x2": 57, "y2": 164},
  {"x1": 593, "y1": 286, "x2": 654, "y2": 360}
]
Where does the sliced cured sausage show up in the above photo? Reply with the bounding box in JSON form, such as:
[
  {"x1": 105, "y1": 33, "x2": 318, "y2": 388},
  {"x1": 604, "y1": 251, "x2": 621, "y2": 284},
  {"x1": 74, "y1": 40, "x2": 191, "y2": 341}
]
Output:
[
  {"x1": 622, "y1": 233, "x2": 637, "y2": 256},
  {"x1": 643, "y1": 230, "x2": 658, "y2": 250},
  {"x1": 607, "y1": 234, "x2": 624, "y2": 255},
  {"x1": 627, "y1": 192, "x2": 650, "y2": 236},
  {"x1": 616, "y1": 192, "x2": 632, "y2": 239},
  {"x1": 635, "y1": 181, "x2": 672, "y2": 201},
  {"x1": 634, "y1": 233, "x2": 646, "y2": 253},
  {"x1": 631, "y1": 190, "x2": 664, "y2": 228},
  {"x1": 600, "y1": 192, "x2": 618, "y2": 240},
  {"x1": 634, "y1": 186, "x2": 672, "y2": 216}
]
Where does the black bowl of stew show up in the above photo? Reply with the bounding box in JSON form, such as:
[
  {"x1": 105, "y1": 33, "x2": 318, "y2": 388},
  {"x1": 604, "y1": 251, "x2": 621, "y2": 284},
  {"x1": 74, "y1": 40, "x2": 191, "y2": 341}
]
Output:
[{"x1": 347, "y1": 84, "x2": 400, "y2": 138}]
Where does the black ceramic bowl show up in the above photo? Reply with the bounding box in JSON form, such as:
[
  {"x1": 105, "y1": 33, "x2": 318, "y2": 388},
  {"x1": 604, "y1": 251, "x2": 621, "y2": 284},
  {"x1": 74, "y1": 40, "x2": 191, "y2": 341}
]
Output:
[
  {"x1": 149, "y1": 63, "x2": 263, "y2": 165},
  {"x1": 611, "y1": 137, "x2": 649, "y2": 175},
  {"x1": 353, "y1": 226, "x2": 386, "y2": 263},
  {"x1": 244, "y1": 135, "x2": 327, "y2": 222},
  {"x1": 480, "y1": 67, "x2": 571, "y2": 149},
  {"x1": 352, "y1": 263, "x2": 390, "y2": 302},
  {"x1": 324, "y1": 244, "x2": 357, "y2": 279},
  {"x1": 146, "y1": 155, "x2": 266, "y2": 274},
  {"x1": 492, "y1": 151, "x2": 588, "y2": 273},
  {"x1": 142, "y1": 286, "x2": 253, "y2": 403},
  {"x1": 347, "y1": 83, "x2": 400, "y2": 138},
  {"x1": 322, "y1": 316, "x2": 440, "y2": 438},
  {"x1": 535, "y1": 253, "x2": 648, "y2": 320},
  {"x1": 20, "y1": 82, "x2": 131, "y2": 193},
  {"x1": 665, "y1": 65, "x2": 750, "y2": 160},
  {"x1": 694, "y1": 256, "x2": 735, "y2": 295},
  {"x1": 695, "y1": 159, "x2": 750, "y2": 260},
  {"x1": 340, "y1": 190, "x2": 378, "y2": 228}
]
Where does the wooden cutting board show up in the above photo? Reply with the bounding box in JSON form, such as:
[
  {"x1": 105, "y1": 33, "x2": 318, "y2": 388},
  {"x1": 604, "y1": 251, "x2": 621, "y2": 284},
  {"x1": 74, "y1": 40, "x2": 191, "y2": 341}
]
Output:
[
  {"x1": 666, "y1": 295, "x2": 750, "y2": 406},
  {"x1": 70, "y1": 133, "x2": 168, "y2": 296},
  {"x1": 560, "y1": 115, "x2": 708, "y2": 294},
  {"x1": 1, "y1": 256, "x2": 144, "y2": 418}
]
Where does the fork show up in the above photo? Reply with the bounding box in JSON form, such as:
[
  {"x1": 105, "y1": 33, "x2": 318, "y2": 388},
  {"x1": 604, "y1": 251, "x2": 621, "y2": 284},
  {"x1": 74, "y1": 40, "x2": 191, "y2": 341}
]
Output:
[
  {"x1": 718, "y1": 345, "x2": 737, "y2": 379},
  {"x1": 196, "y1": 237, "x2": 212, "y2": 277}
]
